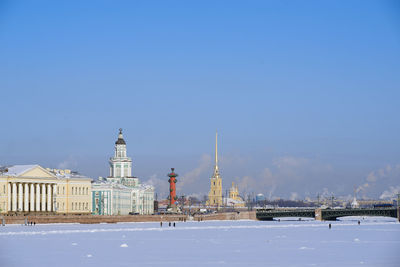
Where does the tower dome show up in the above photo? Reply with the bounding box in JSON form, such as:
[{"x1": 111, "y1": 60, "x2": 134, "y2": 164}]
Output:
[{"x1": 115, "y1": 128, "x2": 126, "y2": 145}]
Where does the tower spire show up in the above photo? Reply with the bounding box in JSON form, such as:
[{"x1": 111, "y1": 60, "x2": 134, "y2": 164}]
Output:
[
  {"x1": 215, "y1": 131, "x2": 218, "y2": 166},
  {"x1": 213, "y1": 131, "x2": 219, "y2": 177}
]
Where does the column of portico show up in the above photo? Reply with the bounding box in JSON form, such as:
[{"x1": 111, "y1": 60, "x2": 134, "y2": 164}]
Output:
[
  {"x1": 7, "y1": 183, "x2": 11, "y2": 211},
  {"x1": 41, "y1": 184, "x2": 46, "y2": 211},
  {"x1": 24, "y1": 183, "x2": 29, "y2": 211},
  {"x1": 18, "y1": 183, "x2": 23, "y2": 212},
  {"x1": 36, "y1": 184, "x2": 41, "y2": 211},
  {"x1": 30, "y1": 184, "x2": 35, "y2": 211},
  {"x1": 47, "y1": 184, "x2": 52, "y2": 212},
  {"x1": 53, "y1": 185, "x2": 57, "y2": 212},
  {"x1": 12, "y1": 183, "x2": 17, "y2": 211}
]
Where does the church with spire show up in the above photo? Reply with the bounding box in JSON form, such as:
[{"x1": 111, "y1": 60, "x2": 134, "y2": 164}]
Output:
[{"x1": 207, "y1": 132, "x2": 223, "y2": 207}]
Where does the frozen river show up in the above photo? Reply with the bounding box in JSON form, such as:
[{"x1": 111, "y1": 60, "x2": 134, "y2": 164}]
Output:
[{"x1": 0, "y1": 217, "x2": 399, "y2": 266}]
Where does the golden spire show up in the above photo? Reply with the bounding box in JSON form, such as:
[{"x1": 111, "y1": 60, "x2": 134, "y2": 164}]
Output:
[
  {"x1": 215, "y1": 131, "x2": 218, "y2": 166},
  {"x1": 213, "y1": 131, "x2": 219, "y2": 177}
]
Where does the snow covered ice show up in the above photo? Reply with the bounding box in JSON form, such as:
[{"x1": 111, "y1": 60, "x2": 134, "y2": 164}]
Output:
[{"x1": 0, "y1": 217, "x2": 399, "y2": 266}]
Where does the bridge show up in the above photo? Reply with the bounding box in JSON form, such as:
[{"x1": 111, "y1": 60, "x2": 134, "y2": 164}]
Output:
[
  {"x1": 256, "y1": 209, "x2": 315, "y2": 220},
  {"x1": 256, "y1": 207, "x2": 399, "y2": 221}
]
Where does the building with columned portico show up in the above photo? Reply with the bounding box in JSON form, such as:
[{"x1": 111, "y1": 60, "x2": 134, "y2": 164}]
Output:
[{"x1": 0, "y1": 165, "x2": 92, "y2": 214}]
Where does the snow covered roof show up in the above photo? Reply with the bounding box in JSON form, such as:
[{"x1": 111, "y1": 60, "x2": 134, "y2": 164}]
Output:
[
  {"x1": 92, "y1": 180, "x2": 154, "y2": 191},
  {"x1": 52, "y1": 171, "x2": 89, "y2": 179},
  {"x1": 0, "y1": 165, "x2": 39, "y2": 176},
  {"x1": 138, "y1": 183, "x2": 154, "y2": 190},
  {"x1": 225, "y1": 198, "x2": 245, "y2": 205},
  {"x1": 92, "y1": 181, "x2": 132, "y2": 191},
  {"x1": 45, "y1": 168, "x2": 91, "y2": 180}
]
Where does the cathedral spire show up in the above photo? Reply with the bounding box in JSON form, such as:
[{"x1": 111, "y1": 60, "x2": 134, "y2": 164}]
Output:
[
  {"x1": 215, "y1": 131, "x2": 218, "y2": 166},
  {"x1": 213, "y1": 131, "x2": 219, "y2": 177}
]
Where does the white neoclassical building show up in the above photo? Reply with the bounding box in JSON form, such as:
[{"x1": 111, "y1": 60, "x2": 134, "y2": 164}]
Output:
[
  {"x1": 0, "y1": 165, "x2": 92, "y2": 214},
  {"x1": 92, "y1": 129, "x2": 154, "y2": 215}
]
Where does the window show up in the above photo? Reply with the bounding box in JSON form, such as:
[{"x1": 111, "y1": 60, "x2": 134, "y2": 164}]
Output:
[
  {"x1": 3, "y1": 185, "x2": 5, "y2": 194},
  {"x1": 63, "y1": 187, "x2": 65, "y2": 195},
  {"x1": 57, "y1": 186, "x2": 59, "y2": 195}
]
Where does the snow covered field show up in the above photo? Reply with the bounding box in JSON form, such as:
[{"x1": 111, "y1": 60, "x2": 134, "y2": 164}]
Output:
[{"x1": 0, "y1": 217, "x2": 399, "y2": 267}]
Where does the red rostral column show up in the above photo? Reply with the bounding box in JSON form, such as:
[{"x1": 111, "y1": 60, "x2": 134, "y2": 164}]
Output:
[{"x1": 168, "y1": 168, "x2": 178, "y2": 208}]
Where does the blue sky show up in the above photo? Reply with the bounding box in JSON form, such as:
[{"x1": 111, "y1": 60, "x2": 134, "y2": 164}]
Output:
[{"x1": 1, "y1": 1, "x2": 399, "y2": 199}]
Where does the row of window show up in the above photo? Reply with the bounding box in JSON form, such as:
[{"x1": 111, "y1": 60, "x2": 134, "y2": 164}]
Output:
[
  {"x1": 71, "y1": 202, "x2": 89, "y2": 211},
  {"x1": 56, "y1": 186, "x2": 89, "y2": 196},
  {"x1": 52, "y1": 202, "x2": 90, "y2": 211},
  {"x1": 71, "y1": 187, "x2": 89, "y2": 196}
]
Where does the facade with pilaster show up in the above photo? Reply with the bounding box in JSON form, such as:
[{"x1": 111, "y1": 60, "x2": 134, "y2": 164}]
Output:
[{"x1": 0, "y1": 165, "x2": 92, "y2": 214}]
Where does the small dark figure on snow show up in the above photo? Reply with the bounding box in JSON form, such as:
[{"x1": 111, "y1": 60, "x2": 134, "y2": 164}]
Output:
[
  {"x1": 329, "y1": 224, "x2": 331, "y2": 229},
  {"x1": 160, "y1": 222, "x2": 163, "y2": 227},
  {"x1": 173, "y1": 222, "x2": 176, "y2": 227},
  {"x1": 358, "y1": 221, "x2": 360, "y2": 225},
  {"x1": 169, "y1": 222, "x2": 171, "y2": 227}
]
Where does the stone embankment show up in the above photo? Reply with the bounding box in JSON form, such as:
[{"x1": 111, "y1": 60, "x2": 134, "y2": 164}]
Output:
[{"x1": 1, "y1": 211, "x2": 256, "y2": 224}]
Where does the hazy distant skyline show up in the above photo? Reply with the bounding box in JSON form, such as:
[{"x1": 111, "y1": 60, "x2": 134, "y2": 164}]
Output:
[{"x1": 1, "y1": 1, "x2": 399, "y2": 199}]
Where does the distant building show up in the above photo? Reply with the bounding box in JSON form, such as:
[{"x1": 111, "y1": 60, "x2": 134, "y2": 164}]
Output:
[
  {"x1": 0, "y1": 165, "x2": 92, "y2": 214},
  {"x1": 256, "y1": 193, "x2": 265, "y2": 202},
  {"x1": 92, "y1": 129, "x2": 154, "y2": 215},
  {"x1": 226, "y1": 182, "x2": 245, "y2": 207},
  {"x1": 351, "y1": 197, "x2": 359, "y2": 208},
  {"x1": 207, "y1": 132, "x2": 223, "y2": 207}
]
